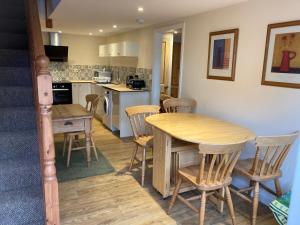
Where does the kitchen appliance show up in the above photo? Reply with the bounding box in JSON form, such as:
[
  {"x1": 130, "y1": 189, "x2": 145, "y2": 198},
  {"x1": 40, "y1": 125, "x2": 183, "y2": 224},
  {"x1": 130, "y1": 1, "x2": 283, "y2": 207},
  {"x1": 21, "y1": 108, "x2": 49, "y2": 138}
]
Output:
[
  {"x1": 126, "y1": 75, "x2": 146, "y2": 90},
  {"x1": 93, "y1": 69, "x2": 112, "y2": 83},
  {"x1": 102, "y1": 89, "x2": 116, "y2": 131},
  {"x1": 52, "y1": 82, "x2": 72, "y2": 105},
  {"x1": 44, "y1": 32, "x2": 68, "y2": 62}
]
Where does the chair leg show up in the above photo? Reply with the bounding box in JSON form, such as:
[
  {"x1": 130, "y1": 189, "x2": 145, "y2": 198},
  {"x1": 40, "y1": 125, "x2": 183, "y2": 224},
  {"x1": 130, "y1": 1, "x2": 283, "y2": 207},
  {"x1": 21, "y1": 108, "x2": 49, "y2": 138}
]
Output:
[
  {"x1": 67, "y1": 136, "x2": 73, "y2": 168},
  {"x1": 141, "y1": 147, "x2": 146, "y2": 186},
  {"x1": 218, "y1": 187, "x2": 225, "y2": 213},
  {"x1": 168, "y1": 176, "x2": 182, "y2": 214},
  {"x1": 225, "y1": 186, "x2": 236, "y2": 225},
  {"x1": 274, "y1": 178, "x2": 282, "y2": 197},
  {"x1": 129, "y1": 144, "x2": 138, "y2": 171},
  {"x1": 62, "y1": 134, "x2": 68, "y2": 157},
  {"x1": 252, "y1": 182, "x2": 260, "y2": 225},
  {"x1": 199, "y1": 191, "x2": 206, "y2": 225},
  {"x1": 91, "y1": 136, "x2": 99, "y2": 161}
]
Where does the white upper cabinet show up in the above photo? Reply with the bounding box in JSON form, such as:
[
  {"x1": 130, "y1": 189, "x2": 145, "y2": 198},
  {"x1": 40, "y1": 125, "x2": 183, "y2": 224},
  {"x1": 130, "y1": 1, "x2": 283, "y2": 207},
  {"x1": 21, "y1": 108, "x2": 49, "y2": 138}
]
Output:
[{"x1": 99, "y1": 41, "x2": 139, "y2": 57}]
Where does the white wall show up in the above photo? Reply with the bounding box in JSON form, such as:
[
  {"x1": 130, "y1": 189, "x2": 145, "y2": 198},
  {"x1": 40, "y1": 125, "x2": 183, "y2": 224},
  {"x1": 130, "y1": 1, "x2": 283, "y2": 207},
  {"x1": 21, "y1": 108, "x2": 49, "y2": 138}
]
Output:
[{"x1": 181, "y1": 0, "x2": 300, "y2": 207}]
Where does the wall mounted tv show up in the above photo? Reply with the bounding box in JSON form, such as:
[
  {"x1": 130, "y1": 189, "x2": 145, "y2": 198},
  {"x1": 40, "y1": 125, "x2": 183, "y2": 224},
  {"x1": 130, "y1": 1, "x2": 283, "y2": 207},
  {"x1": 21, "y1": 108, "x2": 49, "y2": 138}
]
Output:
[{"x1": 44, "y1": 45, "x2": 68, "y2": 62}]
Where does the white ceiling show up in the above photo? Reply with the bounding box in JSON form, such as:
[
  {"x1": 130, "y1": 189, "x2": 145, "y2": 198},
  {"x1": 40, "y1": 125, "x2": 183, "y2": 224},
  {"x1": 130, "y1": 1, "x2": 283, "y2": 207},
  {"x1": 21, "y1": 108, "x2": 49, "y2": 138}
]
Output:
[{"x1": 43, "y1": 0, "x2": 247, "y2": 36}]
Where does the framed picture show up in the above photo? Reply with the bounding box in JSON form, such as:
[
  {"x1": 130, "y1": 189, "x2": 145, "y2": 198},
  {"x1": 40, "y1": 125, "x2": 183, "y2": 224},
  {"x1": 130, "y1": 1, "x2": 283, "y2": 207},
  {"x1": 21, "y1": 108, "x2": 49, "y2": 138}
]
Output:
[
  {"x1": 262, "y1": 20, "x2": 300, "y2": 89},
  {"x1": 207, "y1": 29, "x2": 239, "y2": 81}
]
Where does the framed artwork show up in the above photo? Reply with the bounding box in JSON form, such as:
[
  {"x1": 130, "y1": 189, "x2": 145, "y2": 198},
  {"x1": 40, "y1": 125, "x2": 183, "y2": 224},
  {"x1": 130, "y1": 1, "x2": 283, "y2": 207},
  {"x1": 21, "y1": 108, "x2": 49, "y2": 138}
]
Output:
[
  {"x1": 262, "y1": 20, "x2": 300, "y2": 89},
  {"x1": 207, "y1": 29, "x2": 239, "y2": 81}
]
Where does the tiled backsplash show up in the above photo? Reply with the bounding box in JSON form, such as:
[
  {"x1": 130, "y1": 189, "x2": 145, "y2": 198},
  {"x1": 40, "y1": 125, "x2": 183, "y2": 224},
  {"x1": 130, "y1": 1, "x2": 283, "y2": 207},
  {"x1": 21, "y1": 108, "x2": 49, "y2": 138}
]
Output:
[{"x1": 49, "y1": 62, "x2": 152, "y2": 88}]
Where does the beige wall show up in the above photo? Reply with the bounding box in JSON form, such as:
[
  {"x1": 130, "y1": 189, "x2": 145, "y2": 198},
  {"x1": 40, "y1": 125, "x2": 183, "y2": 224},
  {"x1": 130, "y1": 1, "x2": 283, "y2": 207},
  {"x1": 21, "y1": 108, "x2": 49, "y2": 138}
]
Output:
[
  {"x1": 181, "y1": 0, "x2": 300, "y2": 204},
  {"x1": 106, "y1": 26, "x2": 155, "y2": 68},
  {"x1": 42, "y1": 32, "x2": 107, "y2": 65}
]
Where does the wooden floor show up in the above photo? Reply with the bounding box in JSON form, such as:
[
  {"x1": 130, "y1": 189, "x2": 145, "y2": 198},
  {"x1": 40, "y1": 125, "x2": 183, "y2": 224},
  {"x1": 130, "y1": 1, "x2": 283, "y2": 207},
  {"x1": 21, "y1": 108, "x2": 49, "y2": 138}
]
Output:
[{"x1": 57, "y1": 119, "x2": 276, "y2": 225}]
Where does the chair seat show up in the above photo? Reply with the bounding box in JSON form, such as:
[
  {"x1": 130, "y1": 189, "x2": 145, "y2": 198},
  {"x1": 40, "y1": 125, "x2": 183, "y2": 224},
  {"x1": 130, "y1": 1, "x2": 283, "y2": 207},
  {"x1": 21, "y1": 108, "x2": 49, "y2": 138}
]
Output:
[
  {"x1": 179, "y1": 165, "x2": 232, "y2": 191},
  {"x1": 134, "y1": 136, "x2": 153, "y2": 147},
  {"x1": 234, "y1": 158, "x2": 282, "y2": 181}
]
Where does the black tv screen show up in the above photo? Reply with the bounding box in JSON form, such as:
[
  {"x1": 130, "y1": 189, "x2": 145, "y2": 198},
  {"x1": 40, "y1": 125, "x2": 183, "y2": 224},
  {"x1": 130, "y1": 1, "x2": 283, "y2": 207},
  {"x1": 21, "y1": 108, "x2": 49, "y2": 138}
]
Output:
[{"x1": 44, "y1": 45, "x2": 68, "y2": 62}]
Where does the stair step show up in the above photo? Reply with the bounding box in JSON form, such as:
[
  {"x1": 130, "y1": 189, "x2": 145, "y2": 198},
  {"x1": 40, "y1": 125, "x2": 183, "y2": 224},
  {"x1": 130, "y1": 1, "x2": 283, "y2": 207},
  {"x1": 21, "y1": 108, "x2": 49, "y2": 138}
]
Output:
[
  {"x1": 0, "y1": 157, "x2": 41, "y2": 192},
  {"x1": 0, "y1": 33, "x2": 28, "y2": 49},
  {"x1": 0, "y1": 186, "x2": 44, "y2": 225},
  {"x1": 0, "y1": 86, "x2": 34, "y2": 107},
  {"x1": 0, "y1": 130, "x2": 38, "y2": 160},
  {"x1": 0, "y1": 18, "x2": 26, "y2": 34},
  {"x1": 0, "y1": 49, "x2": 29, "y2": 67},
  {"x1": 0, "y1": 67, "x2": 32, "y2": 86},
  {"x1": 0, "y1": 2, "x2": 25, "y2": 20},
  {"x1": 0, "y1": 106, "x2": 36, "y2": 132}
]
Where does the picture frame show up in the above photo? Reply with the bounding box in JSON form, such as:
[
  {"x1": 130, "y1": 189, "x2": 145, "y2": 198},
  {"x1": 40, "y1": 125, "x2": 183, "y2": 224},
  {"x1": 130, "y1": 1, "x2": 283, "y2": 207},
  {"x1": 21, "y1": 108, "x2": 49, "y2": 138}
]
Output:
[
  {"x1": 262, "y1": 20, "x2": 300, "y2": 89},
  {"x1": 207, "y1": 29, "x2": 239, "y2": 81}
]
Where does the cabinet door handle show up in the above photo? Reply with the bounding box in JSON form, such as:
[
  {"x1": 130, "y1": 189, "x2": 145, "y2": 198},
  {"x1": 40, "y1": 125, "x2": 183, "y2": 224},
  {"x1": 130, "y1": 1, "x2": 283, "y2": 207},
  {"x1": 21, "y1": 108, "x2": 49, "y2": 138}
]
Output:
[{"x1": 64, "y1": 121, "x2": 73, "y2": 126}]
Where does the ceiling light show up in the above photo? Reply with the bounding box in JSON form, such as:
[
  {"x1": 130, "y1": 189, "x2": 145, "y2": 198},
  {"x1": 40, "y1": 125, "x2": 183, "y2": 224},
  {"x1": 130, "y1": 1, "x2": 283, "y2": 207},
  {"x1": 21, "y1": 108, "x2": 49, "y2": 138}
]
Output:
[
  {"x1": 99, "y1": 29, "x2": 103, "y2": 32},
  {"x1": 113, "y1": 25, "x2": 118, "y2": 29},
  {"x1": 138, "y1": 7, "x2": 144, "y2": 12},
  {"x1": 174, "y1": 30, "x2": 178, "y2": 34},
  {"x1": 58, "y1": 30, "x2": 62, "y2": 33},
  {"x1": 89, "y1": 32, "x2": 93, "y2": 35}
]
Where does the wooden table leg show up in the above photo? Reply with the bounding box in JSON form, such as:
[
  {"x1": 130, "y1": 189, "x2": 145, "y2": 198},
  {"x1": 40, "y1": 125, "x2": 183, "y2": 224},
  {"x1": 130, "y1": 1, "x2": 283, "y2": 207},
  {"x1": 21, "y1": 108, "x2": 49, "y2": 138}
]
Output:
[
  {"x1": 152, "y1": 127, "x2": 172, "y2": 198},
  {"x1": 85, "y1": 118, "x2": 92, "y2": 167}
]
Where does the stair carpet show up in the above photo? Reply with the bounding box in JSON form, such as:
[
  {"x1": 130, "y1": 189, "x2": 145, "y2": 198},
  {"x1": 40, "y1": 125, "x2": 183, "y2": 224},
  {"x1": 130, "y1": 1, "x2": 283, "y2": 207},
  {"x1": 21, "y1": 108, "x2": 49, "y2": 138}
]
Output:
[{"x1": 0, "y1": 0, "x2": 45, "y2": 224}]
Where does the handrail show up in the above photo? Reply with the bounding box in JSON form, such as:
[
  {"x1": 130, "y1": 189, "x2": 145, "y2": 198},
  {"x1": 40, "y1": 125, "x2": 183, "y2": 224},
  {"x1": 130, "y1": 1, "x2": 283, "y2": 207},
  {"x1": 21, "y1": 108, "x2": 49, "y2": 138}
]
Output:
[{"x1": 25, "y1": 0, "x2": 60, "y2": 224}]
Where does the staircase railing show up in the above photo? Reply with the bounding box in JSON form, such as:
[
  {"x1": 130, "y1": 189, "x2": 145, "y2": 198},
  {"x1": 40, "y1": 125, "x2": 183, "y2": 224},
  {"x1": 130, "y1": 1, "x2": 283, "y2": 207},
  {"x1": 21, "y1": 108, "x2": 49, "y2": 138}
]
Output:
[{"x1": 25, "y1": 0, "x2": 60, "y2": 224}]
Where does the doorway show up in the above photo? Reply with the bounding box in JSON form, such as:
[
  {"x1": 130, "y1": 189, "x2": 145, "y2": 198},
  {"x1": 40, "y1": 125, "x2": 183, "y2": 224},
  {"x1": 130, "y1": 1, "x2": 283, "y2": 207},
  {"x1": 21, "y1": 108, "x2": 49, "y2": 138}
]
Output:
[
  {"x1": 151, "y1": 23, "x2": 185, "y2": 105},
  {"x1": 160, "y1": 29, "x2": 182, "y2": 98}
]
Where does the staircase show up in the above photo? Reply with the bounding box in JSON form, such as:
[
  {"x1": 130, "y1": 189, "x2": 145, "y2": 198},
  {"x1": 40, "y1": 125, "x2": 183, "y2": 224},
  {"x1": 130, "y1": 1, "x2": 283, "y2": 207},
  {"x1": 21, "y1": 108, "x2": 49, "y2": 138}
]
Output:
[{"x1": 0, "y1": 0, "x2": 45, "y2": 224}]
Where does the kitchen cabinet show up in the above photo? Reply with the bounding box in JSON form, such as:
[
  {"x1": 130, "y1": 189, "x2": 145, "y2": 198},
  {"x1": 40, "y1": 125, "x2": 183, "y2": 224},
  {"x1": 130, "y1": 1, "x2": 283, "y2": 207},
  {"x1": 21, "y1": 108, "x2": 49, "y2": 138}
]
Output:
[
  {"x1": 109, "y1": 89, "x2": 150, "y2": 137},
  {"x1": 91, "y1": 84, "x2": 105, "y2": 120},
  {"x1": 72, "y1": 83, "x2": 92, "y2": 107},
  {"x1": 99, "y1": 41, "x2": 139, "y2": 57}
]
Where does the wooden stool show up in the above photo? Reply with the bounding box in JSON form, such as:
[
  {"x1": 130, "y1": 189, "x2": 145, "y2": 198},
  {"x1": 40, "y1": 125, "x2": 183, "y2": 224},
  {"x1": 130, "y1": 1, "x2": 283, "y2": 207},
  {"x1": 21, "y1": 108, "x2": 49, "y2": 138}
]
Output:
[
  {"x1": 168, "y1": 142, "x2": 247, "y2": 225},
  {"x1": 125, "y1": 105, "x2": 160, "y2": 186},
  {"x1": 231, "y1": 132, "x2": 298, "y2": 225}
]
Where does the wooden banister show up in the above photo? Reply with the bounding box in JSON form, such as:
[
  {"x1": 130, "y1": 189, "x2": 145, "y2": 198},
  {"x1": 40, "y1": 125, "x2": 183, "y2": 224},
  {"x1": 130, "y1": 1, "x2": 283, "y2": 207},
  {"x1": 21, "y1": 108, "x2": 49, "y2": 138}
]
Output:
[{"x1": 25, "y1": 0, "x2": 60, "y2": 225}]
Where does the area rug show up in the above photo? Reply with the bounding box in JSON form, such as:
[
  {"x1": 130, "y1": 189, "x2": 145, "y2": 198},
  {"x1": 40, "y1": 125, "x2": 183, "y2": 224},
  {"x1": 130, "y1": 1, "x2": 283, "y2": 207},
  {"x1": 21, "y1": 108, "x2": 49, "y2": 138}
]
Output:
[{"x1": 55, "y1": 141, "x2": 115, "y2": 182}]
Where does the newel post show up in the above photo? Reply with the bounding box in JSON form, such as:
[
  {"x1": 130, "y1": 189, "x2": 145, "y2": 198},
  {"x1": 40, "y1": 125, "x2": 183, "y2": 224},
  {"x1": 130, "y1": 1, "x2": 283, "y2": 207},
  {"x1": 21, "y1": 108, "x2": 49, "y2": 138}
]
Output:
[{"x1": 36, "y1": 55, "x2": 60, "y2": 225}]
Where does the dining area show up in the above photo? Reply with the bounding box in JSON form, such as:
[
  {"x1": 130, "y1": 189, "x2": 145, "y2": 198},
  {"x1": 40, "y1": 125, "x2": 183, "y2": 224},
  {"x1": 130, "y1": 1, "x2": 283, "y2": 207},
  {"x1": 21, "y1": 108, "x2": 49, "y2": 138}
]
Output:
[{"x1": 124, "y1": 98, "x2": 298, "y2": 225}]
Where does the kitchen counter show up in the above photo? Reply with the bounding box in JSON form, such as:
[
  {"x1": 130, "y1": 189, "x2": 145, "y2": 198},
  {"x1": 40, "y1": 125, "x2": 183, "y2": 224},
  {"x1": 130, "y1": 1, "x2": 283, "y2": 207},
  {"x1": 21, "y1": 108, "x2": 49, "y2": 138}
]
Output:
[
  {"x1": 69, "y1": 80, "x2": 96, "y2": 83},
  {"x1": 100, "y1": 83, "x2": 149, "y2": 92}
]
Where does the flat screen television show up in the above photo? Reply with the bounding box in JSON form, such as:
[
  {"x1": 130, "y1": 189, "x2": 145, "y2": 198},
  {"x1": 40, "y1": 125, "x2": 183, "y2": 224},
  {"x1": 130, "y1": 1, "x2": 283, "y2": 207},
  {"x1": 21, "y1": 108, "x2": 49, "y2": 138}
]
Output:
[{"x1": 44, "y1": 45, "x2": 68, "y2": 62}]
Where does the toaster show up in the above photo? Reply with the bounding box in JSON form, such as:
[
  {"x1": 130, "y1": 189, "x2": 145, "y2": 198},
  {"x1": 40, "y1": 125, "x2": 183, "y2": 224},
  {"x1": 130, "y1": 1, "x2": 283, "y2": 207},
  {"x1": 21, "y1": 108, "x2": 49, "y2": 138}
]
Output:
[{"x1": 130, "y1": 79, "x2": 146, "y2": 90}]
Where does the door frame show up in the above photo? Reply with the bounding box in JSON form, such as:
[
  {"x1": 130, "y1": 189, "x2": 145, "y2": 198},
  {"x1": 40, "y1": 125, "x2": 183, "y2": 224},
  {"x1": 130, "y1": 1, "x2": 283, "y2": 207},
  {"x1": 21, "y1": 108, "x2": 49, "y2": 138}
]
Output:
[{"x1": 151, "y1": 22, "x2": 186, "y2": 104}]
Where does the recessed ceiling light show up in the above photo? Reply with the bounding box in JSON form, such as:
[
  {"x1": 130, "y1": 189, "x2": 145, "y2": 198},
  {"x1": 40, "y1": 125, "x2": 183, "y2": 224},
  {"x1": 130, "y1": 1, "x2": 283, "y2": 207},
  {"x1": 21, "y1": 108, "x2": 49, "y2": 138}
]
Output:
[
  {"x1": 99, "y1": 29, "x2": 103, "y2": 32},
  {"x1": 174, "y1": 30, "x2": 178, "y2": 34},
  {"x1": 113, "y1": 25, "x2": 118, "y2": 29},
  {"x1": 138, "y1": 7, "x2": 144, "y2": 12},
  {"x1": 58, "y1": 30, "x2": 62, "y2": 33},
  {"x1": 89, "y1": 32, "x2": 93, "y2": 35}
]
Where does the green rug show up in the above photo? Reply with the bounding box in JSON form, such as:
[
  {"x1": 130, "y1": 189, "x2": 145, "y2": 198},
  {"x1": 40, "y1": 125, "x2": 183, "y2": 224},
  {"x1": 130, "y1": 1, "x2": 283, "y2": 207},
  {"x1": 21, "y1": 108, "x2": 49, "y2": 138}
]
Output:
[{"x1": 55, "y1": 141, "x2": 115, "y2": 182}]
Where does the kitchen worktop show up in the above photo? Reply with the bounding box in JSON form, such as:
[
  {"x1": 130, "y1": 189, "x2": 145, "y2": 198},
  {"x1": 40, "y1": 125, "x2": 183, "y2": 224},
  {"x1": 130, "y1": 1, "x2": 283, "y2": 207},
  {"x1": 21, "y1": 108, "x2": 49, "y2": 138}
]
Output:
[
  {"x1": 100, "y1": 83, "x2": 149, "y2": 92},
  {"x1": 69, "y1": 80, "x2": 96, "y2": 83}
]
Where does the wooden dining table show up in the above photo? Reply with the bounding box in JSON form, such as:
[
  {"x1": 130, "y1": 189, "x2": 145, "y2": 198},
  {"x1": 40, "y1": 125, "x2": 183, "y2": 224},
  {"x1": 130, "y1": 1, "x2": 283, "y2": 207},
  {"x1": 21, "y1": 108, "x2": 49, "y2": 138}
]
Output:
[
  {"x1": 145, "y1": 113, "x2": 256, "y2": 198},
  {"x1": 52, "y1": 104, "x2": 93, "y2": 166}
]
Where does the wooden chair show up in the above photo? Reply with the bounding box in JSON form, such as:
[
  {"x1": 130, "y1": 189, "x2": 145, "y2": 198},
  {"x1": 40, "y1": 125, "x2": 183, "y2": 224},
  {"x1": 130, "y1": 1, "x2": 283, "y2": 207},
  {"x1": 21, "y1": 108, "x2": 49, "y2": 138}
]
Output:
[
  {"x1": 62, "y1": 94, "x2": 100, "y2": 167},
  {"x1": 163, "y1": 98, "x2": 196, "y2": 113},
  {"x1": 168, "y1": 141, "x2": 247, "y2": 225},
  {"x1": 231, "y1": 132, "x2": 298, "y2": 225},
  {"x1": 125, "y1": 105, "x2": 160, "y2": 186}
]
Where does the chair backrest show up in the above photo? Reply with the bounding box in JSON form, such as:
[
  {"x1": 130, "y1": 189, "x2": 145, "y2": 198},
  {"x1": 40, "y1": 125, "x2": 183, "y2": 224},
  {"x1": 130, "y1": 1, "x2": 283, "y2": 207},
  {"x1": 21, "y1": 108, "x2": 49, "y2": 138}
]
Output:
[
  {"x1": 125, "y1": 105, "x2": 160, "y2": 139},
  {"x1": 163, "y1": 98, "x2": 196, "y2": 113},
  {"x1": 249, "y1": 132, "x2": 298, "y2": 177},
  {"x1": 196, "y1": 142, "x2": 246, "y2": 185},
  {"x1": 85, "y1": 94, "x2": 100, "y2": 117}
]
